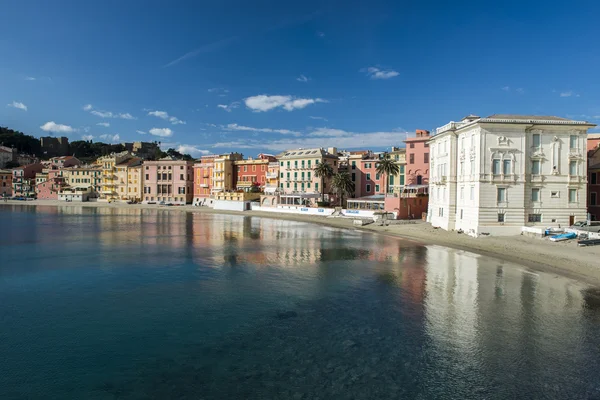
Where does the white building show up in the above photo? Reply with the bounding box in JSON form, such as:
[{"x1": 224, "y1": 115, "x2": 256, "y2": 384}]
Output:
[{"x1": 428, "y1": 114, "x2": 595, "y2": 235}]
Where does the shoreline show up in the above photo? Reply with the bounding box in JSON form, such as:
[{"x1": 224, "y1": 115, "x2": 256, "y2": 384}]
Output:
[{"x1": 2, "y1": 200, "x2": 600, "y2": 287}]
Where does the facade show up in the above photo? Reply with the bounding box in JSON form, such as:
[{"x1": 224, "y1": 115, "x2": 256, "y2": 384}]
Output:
[
  {"x1": 40, "y1": 136, "x2": 69, "y2": 157},
  {"x1": 35, "y1": 167, "x2": 67, "y2": 200},
  {"x1": 98, "y1": 151, "x2": 135, "y2": 201},
  {"x1": 115, "y1": 157, "x2": 143, "y2": 202},
  {"x1": 0, "y1": 169, "x2": 12, "y2": 198},
  {"x1": 278, "y1": 147, "x2": 339, "y2": 206},
  {"x1": 0, "y1": 146, "x2": 16, "y2": 168},
  {"x1": 49, "y1": 156, "x2": 81, "y2": 169},
  {"x1": 428, "y1": 114, "x2": 594, "y2": 235},
  {"x1": 404, "y1": 129, "x2": 430, "y2": 186},
  {"x1": 58, "y1": 186, "x2": 93, "y2": 202},
  {"x1": 588, "y1": 145, "x2": 600, "y2": 220},
  {"x1": 12, "y1": 163, "x2": 43, "y2": 197},
  {"x1": 389, "y1": 147, "x2": 407, "y2": 194},
  {"x1": 193, "y1": 155, "x2": 216, "y2": 205},
  {"x1": 213, "y1": 153, "x2": 243, "y2": 193},
  {"x1": 347, "y1": 151, "x2": 371, "y2": 198},
  {"x1": 63, "y1": 165, "x2": 102, "y2": 195},
  {"x1": 264, "y1": 161, "x2": 280, "y2": 195},
  {"x1": 235, "y1": 154, "x2": 276, "y2": 191},
  {"x1": 142, "y1": 157, "x2": 194, "y2": 204}
]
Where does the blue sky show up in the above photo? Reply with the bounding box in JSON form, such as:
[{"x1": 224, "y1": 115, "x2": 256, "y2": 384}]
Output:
[{"x1": 2, "y1": 0, "x2": 600, "y2": 157}]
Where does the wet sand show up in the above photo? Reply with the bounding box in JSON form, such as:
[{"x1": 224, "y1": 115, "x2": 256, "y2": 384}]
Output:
[{"x1": 3, "y1": 199, "x2": 600, "y2": 286}]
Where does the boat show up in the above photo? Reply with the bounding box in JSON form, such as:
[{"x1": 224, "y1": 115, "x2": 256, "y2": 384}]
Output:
[
  {"x1": 549, "y1": 232, "x2": 577, "y2": 242},
  {"x1": 578, "y1": 238, "x2": 600, "y2": 247}
]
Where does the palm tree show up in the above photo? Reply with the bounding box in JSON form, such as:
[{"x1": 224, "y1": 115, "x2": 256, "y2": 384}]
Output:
[
  {"x1": 376, "y1": 153, "x2": 400, "y2": 196},
  {"x1": 313, "y1": 161, "x2": 334, "y2": 204},
  {"x1": 331, "y1": 172, "x2": 355, "y2": 207}
]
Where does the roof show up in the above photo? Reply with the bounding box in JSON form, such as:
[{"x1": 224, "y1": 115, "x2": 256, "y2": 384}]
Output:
[
  {"x1": 278, "y1": 148, "x2": 338, "y2": 159},
  {"x1": 588, "y1": 133, "x2": 600, "y2": 139},
  {"x1": 116, "y1": 157, "x2": 142, "y2": 167},
  {"x1": 486, "y1": 114, "x2": 571, "y2": 121},
  {"x1": 349, "y1": 194, "x2": 386, "y2": 201}
]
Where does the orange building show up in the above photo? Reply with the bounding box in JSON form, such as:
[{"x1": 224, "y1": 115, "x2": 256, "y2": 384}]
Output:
[
  {"x1": 193, "y1": 155, "x2": 216, "y2": 205},
  {"x1": 404, "y1": 129, "x2": 430, "y2": 185}
]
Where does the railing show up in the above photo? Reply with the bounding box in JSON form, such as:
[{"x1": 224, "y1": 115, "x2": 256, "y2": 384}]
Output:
[
  {"x1": 266, "y1": 173, "x2": 278, "y2": 179},
  {"x1": 199, "y1": 183, "x2": 209, "y2": 188}
]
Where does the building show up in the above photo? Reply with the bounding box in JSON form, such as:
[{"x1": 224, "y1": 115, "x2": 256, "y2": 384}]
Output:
[
  {"x1": 388, "y1": 147, "x2": 407, "y2": 194},
  {"x1": 49, "y1": 156, "x2": 81, "y2": 169},
  {"x1": 97, "y1": 151, "x2": 135, "y2": 201},
  {"x1": 115, "y1": 157, "x2": 143, "y2": 202},
  {"x1": 404, "y1": 129, "x2": 430, "y2": 186},
  {"x1": 587, "y1": 133, "x2": 600, "y2": 153},
  {"x1": 40, "y1": 136, "x2": 69, "y2": 157},
  {"x1": 264, "y1": 161, "x2": 280, "y2": 195},
  {"x1": 278, "y1": 147, "x2": 339, "y2": 206},
  {"x1": 213, "y1": 152, "x2": 243, "y2": 193},
  {"x1": 428, "y1": 114, "x2": 595, "y2": 235},
  {"x1": 213, "y1": 191, "x2": 261, "y2": 211},
  {"x1": 35, "y1": 166, "x2": 68, "y2": 200},
  {"x1": 0, "y1": 146, "x2": 16, "y2": 168},
  {"x1": 63, "y1": 165, "x2": 103, "y2": 196},
  {"x1": 588, "y1": 145, "x2": 600, "y2": 220},
  {"x1": 235, "y1": 153, "x2": 276, "y2": 191},
  {"x1": 122, "y1": 141, "x2": 160, "y2": 159},
  {"x1": 12, "y1": 163, "x2": 43, "y2": 197},
  {"x1": 16, "y1": 153, "x2": 38, "y2": 166},
  {"x1": 142, "y1": 157, "x2": 194, "y2": 204},
  {"x1": 347, "y1": 151, "x2": 370, "y2": 198},
  {"x1": 0, "y1": 169, "x2": 12, "y2": 198},
  {"x1": 58, "y1": 186, "x2": 93, "y2": 202},
  {"x1": 192, "y1": 155, "x2": 216, "y2": 205}
]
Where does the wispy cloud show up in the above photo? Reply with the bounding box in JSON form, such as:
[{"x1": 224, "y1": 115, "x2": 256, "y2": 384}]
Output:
[
  {"x1": 560, "y1": 90, "x2": 580, "y2": 98},
  {"x1": 245, "y1": 95, "x2": 327, "y2": 112},
  {"x1": 7, "y1": 101, "x2": 27, "y2": 111},
  {"x1": 208, "y1": 88, "x2": 229, "y2": 94},
  {"x1": 175, "y1": 144, "x2": 211, "y2": 157},
  {"x1": 164, "y1": 36, "x2": 240, "y2": 68},
  {"x1": 40, "y1": 121, "x2": 75, "y2": 133},
  {"x1": 147, "y1": 110, "x2": 185, "y2": 125},
  {"x1": 502, "y1": 86, "x2": 510, "y2": 91},
  {"x1": 96, "y1": 122, "x2": 110, "y2": 127},
  {"x1": 82, "y1": 135, "x2": 94, "y2": 141},
  {"x1": 224, "y1": 123, "x2": 301, "y2": 136},
  {"x1": 149, "y1": 127, "x2": 173, "y2": 137},
  {"x1": 515, "y1": 88, "x2": 525, "y2": 94},
  {"x1": 217, "y1": 102, "x2": 240, "y2": 112},
  {"x1": 363, "y1": 67, "x2": 399, "y2": 80},
  {"x1": 502, "y1": 86, "x2": 524, "y2": 94},
  {"x1": 99, "y1": 134, "x2": 121, "y2": 143},
  {"x1": 317, "y1": 32, "x2": 325, "y2": 38},
  {"x1": 136, "y1": 130, "x2": 147, "y2": 135},
  {"x1": 84, "y1": 104, "x2": 136, "y2": 120},
  {"x1": 83, "y1": 104, "x2": 93, "y2": 111},
  {"x1": 24, "y1": 76, "x2": 36, "y2": 81},
  {"x1": 297, "y1": 75, "x2": 310, "y2": 82},
  {"x1": 309, "y1": 116, "x2": 328, "y2": 121}
]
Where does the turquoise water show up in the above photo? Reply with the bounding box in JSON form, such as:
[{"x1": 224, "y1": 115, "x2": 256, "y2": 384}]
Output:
[{"x1": 1, "y1": 205, "x2": 599, "y2": 399}]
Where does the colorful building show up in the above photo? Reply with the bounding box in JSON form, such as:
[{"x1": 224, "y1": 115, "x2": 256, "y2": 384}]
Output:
[
  {"x1": 404, "y1": 129, "x2": 430, "y2": 185},
  {"x1": 0, "y1": 169, "x2": 12, "y2": 198},
  {"x1": 235, "y1": 153, "x2": 276, "y2": 191},
  {"x1": 12, "y1": 163, "x2": 43, "y2": 197},
  {"x1": 388, "y1": 146, "x2": 407, "y2": 194},
  {"x1": 193, "y1": 155, "x2": 216, "y2": 205},
  {"x1": 63, "y1": 165, "x2": 103, "y2": 196},
  {"x1": 115, "y1": 157, "x2": 143, "y2": 202},
  {"x1": 264, "y1": 161, "x2": 280, "y2": 195},
  {"x1": 98, "y1": 151, "x2": 135, "y2": 201},
  {"x1": 142, "y1": 157, "x2": 194, "y2": 204},
  {"x1": 213, "y1": 153, "x2": 243, "y2": 193},
  {"x1": 35, "y1": 167, "x2": 67, "y2": 200}
]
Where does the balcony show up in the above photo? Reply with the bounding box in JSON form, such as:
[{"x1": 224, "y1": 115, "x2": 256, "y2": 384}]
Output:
[
  {"x1": 569, "y1": 175, "x2": 585, "y2": 184},
  {"x1": 530, "y1": 174, "x2": 545, "y2": 183},
  {"x1": 568, "y1": 150, "x2": 583, "y2": 159},
  {"x1": 199, "y1": 183, "x2": 209, "y2": 188},
  {"x1": 213, "y1": 177, "x2": 224, "y2": 182},
  {"x1": 236, "y1": 181, "x2": 253, "y2": 187},
  {"x1": 266, "y1": 173, "x2": 278, "y2": 179}
]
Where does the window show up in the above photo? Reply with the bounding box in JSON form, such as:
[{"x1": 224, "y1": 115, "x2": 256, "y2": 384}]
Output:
[
  {"x1": 592, "y1": 173, "x2": 597, "y2": 185},
  {"x1": 470, "y1": 135, "x2": 475, "y2": 147},
  {"x1": 409, "y1": 154, "x2": 414, "y2": 164},
  {"x1": 351, "y1": 161, "x2": 356, "y2": 170},
  {"x1": 389, "y1": 175, "x2": 394, "y2": 185},
  {"x1": 528, "y1": 214, "x2": 542, "y2": 223},
  {"x1": 180, "y1": 174, "x2": 184, "y2": 180},
  {"x1": 351, "y1": 173, "x2": 356, "y2": 181},
  {"x1": 531, "y1": 188, "x2": 540, "y2": 202},
  {"x1": 591, "y1": 192, "x2": 597, "y2": 206},
  {"x1": 366, "y1": 173, "x2": 371, "y2": 181},
  {"x1": 315, "y1": 182, "x2": 319, "y2": 191},
  {"x1": 307, "y1": 182, "x2": 311, "y2": 188},
  {"x1": 569, "y1": 189, "x2": 577, "y2": 203},
  {"x1": 286, "y1": 182, "x2": 290, "y2": 188},
  {"x1": 280, "y1": 172, "x2": 283, "y2": 178},
  {"x1": 366, "y1": 184, "x2": 371, "y2": 192},
  {"x1": 470, "y1": 186, "x2": 474, "y2": 200},
  {"x1": 280, "y1": 161, "x2": 283, "y2": 167},
  {"x1": 569, "y1": 161, "x2": 577, "y2": 176},
  {"x1": 460, "y1": 161, "x2": 464, "y2": 176},
  {"x1": 498, "y1": 213, "x2": 505, "y2": 223},
  {"x1": 424, "y1": 153, "x2": 429, "y2": 163},
  {"x1": 470, "y1": 161, "x2": 475, "y2": 175},
  {"x1": 497, "y1": 187, "x2": 506, "y2": 202},
  {"x1": 460, "y1": 186, "x2": 464, "y2": 200},
  {"x1": 308, "y1": 160, "x2": 312, "y2": 168},
  {"x1": 570, "y1": 135, "x2": 577, "y2": 149},
  {"x1": 492, "y1": 159, "x2": 501, "y2": 175},
  {"x1": 287, "y1": 161, "x2": 290, "y2": 168},
  {"x1": 460, "y1": 209, "x2": 463, "y2": 219},
  {"x1": 315, "y1": 159, "x2": 320, "y2": 165},
  {"x1": 551, "y1": 191, "x2": 559, "y2": 198},
  {"x1": 410, "y1": 143, "x2": 415, "y2": 148},
  {"x1": 375, "y1": 173, "x2": 380, "y2": 180},
  {"x1": 375, "y1": 184, "x2": 380, "y2": 192},
  {"x1": 301, "y1": 160, "x2": 305, "y2": 168},
  {"x1": 439, "y1": 207, "x2": 444, "y2": 217},
  {"x1": 294, "y1": 161, "x2": 298, "y2": 168},
  {"x1": 532, "y1": 133, "x2": 541, "y2": 149},
  {"x1": 503, "y1": 160, "x2": 511, "y2": 175},
  {"x1": 308, "y1": 172, "x2": 311, "y2": 180},
  {"x1": 252, "y1": 165, "x2": 256, "y2": 172},
  {"x1": 531, "y1": 160, "x2": 541, "y2": 175}
]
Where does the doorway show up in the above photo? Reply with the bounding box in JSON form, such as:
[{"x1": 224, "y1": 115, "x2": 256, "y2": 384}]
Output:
[{"x1": 569, "y1": 215, "x2": 575, "y2": 226}]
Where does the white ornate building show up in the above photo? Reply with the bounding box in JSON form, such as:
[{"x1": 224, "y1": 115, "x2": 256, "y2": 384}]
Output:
[{"x1": 427, "y1": 114, "x2": 595, "y2": 235}]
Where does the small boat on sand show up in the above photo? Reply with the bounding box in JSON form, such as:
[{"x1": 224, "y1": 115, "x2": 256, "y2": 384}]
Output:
[{"x1": 549, "y1": 232, "x2": 577, "y2": 242}]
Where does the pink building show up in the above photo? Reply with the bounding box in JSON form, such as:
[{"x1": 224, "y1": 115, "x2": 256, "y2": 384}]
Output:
[
  {"x1": 0, "y1": 169, "x2": 12, "y2": 198},
  {"x1": 35, "y1": 169, "x2": 67, "y2": 200},
  {"x1": 588, "y1": 136, "x2": 600, "y2": 220},
  {"x1": 142, "y1": 157, "x2": 194, "y2": 205},
  {"x1": 357, "y1": 155, "x2": 386, "y2": 197},
  {"x1": 404, "y1": 129, "x2": 430, "y2": 185}
]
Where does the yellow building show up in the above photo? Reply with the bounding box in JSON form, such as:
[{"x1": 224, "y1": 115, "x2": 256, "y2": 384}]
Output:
[
  {"x1": 115, "y1": 157, "x2": 143, "y2": 202},
  {"x1": 63, "y1": 165, "x2": 103, "y2": 195},
  {"x1": 265, "y1": 161, "x2": 280, "y2": 194},
  {"x1": 212, "y1": 152, "x2": 243, "y2": 193},
  {"x1": 389, "y1": 146, "x2": 407, "y2": 194},
  {"x1": 97, "y1": 151, "x2": 134, "y2": 201}
]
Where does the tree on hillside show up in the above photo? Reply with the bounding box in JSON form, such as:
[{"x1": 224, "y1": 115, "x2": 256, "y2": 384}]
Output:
[
  {"x1": 375, "y1": 153, "x2": 400, "y2": 196},
  {"x1": 331, "y1": 172, "x2": 355, "y2": 207},
  {"x1": 0, "y1": 127, "x2": 41, "y2": 156},
  {"x1": 313, "y1": 161, "x2": 334, "y2": 204}
]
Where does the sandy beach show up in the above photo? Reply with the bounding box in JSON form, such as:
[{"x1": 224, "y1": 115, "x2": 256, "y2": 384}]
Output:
[{"x1": 3, "y1": 199, "x2": 600, "y2": 287}]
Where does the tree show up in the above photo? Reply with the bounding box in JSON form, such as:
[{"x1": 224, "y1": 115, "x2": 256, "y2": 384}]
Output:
[
  {"x1": 375, "y1": 153, "x2": 400, "y2": 196},
  {"x1": 331, "y1": 172, "x2": 355, "y2": 207},
  {"x1": 313, "y1": 161, "x2": 334, "y2": 203}
]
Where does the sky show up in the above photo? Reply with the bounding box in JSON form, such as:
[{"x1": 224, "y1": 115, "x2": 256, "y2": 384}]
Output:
[{"x1": 2, "y1": 0, "x2": 600, "y2": 158}]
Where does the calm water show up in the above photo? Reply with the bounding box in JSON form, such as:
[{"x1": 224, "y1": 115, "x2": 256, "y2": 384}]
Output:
[{"x1": 1, "y1": 206, "x2": 600, "y2": 400}]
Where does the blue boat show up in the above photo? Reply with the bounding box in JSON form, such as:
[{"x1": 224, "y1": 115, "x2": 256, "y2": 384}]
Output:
[{"x1": 549, "y1": 232, "x2": 577, "y2": 242}]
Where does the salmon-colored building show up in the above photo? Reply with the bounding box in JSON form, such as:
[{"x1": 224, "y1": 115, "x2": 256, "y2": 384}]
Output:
[
  {"x1": 35, "y1": 167, "x2": 67, "y2": 200},
  {"x1": 404, "y1": 129, "x2": 430, "y2": 185},
  {"x1": 193, "y1": 155, "x2": 216, "y2": 204},
  {"x1": 142, "y1": 157, "x2": 194, "y2": 204},
  {"x1": 235, "y1": 153, "x2": 276, "y2": 191},
  {"x1": 0, "y1": 169, "x2": 12, "y2": 198}
]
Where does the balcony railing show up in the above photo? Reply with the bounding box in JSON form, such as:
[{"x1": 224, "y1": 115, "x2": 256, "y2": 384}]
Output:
[
  {"x1": 199, "y1": 183, "x2": 209, "y2": 188},
  {"x1": 266, "y1": 173, "x2": 278, "y2": 179}
]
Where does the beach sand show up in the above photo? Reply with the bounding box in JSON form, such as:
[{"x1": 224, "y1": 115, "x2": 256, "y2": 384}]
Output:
[{"x1": 3, "y1": 200, "x2": 600, "y2": 286}]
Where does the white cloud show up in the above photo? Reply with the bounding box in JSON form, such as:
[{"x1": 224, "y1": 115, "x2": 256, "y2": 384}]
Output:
[
  {"x1": 309, "y1": 116, "x2": 328, "y2": 121},
  {"x1": 317, "y1": 32, "x2": 325, "y2": 37},
  {"x1": 25, "y1": 76, "x2": 36, "y2": 81},
  {"x1": 363, "y1": 67, "x2": 399, "y2": 80},
  {"x1": 83, "y1": 104, "x2": 93, "y2": 111},
  {"x1": 244, "y1": 95, "x2": 327, "y2": 112},
  {"x1": 99, "y1": 134, "x2": 121, "y2": 143},
  {"x1": 149, "y1": 127, "x2": 173, "y2": 137},
  {"x1": 7, "y1": 101, "x2": 27, "y2": 111},
  {"x1": 217, "y1": 102, "x2": 240, "y2": 112},
  {"x1": 502, "y1": 86, "x2": 510, "y2": 91},
  {"x1": 225, "y1": 123, "x2": 301, "y2": 136},
  {"x1": 176, "y1": 144, "x2": 210, "y2": 157},
  {"x1": 516, "y1": 88, "x2": 525, "y2": 94},
  {"x1": 82, "y1": 135, "x2": 94, "y2": 141},
  {"x1": 208, "y1": 88, "x2": 229, "y2": 93},
  {"x1": 136, "y1": 130, "x2": 147, "y2": 135},
  {"x1": 84, "y1": 104, "x2": 136, "y2": 119},
  {"x1": 96, "y1": 122, "x2": 110, "y2": 127},
  {"x1": 40, "y1": 121, "x2": 74, "y2": 133},
  {"x1": 297, "y1": 75, "x2": 310, "y2": 82},
  {"x1": 560, "y1": 91, "x2": 579, "y2": 98},
  {"x1": 82, "y1": 126, "x2": 91, "y2": 133},
  {"x1": 147, "y1": 110, "x2": 185, "y2": 125},
  {"x1": 212, "y1": 127, "x2": 408, "y2": 151}
]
